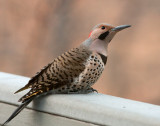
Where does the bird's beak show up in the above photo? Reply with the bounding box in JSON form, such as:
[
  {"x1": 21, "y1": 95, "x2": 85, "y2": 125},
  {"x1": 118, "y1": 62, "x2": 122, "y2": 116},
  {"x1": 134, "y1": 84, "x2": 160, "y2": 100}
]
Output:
[{"x1": 111, "y1": 25, "x2": 131, "y2": 32}]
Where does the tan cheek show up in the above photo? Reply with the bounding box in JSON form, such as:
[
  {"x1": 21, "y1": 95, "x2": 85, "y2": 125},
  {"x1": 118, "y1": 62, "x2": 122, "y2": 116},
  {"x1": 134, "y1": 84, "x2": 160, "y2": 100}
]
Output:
[{"x1": 90, "y1": 29, "x2": 101, "y2": 39}]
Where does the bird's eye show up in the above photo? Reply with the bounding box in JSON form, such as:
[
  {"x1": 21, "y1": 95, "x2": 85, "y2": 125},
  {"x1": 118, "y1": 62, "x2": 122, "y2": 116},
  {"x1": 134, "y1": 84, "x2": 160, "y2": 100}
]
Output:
[{"x1": 101, "y1": 26, "x2": 105, "y2": 30}]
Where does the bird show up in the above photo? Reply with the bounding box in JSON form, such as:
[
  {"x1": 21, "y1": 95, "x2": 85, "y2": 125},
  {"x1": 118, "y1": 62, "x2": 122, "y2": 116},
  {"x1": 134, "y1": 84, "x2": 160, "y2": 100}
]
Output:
[{"x1": 2, "y1": 23, "x2": 131, "y2": 125}]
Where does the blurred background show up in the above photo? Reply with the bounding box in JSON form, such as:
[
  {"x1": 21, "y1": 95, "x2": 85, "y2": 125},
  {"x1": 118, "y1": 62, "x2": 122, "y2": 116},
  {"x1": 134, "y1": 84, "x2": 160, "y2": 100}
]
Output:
[{"x1": 0, "y1": 0, "x2": 160, "y2": 105}]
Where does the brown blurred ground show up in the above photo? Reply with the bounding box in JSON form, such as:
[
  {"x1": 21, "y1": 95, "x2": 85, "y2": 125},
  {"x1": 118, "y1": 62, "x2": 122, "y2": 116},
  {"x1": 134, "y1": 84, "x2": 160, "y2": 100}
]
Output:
[{"x1": 0, "y1": 0, "x2": 160, "y2": 105}]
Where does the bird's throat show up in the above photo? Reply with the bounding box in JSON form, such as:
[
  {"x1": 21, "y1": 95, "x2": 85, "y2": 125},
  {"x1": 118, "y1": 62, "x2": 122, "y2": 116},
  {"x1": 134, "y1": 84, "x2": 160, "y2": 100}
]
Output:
[{"x1": 89, "y1": 39, "x2": 108, "y2": 57}]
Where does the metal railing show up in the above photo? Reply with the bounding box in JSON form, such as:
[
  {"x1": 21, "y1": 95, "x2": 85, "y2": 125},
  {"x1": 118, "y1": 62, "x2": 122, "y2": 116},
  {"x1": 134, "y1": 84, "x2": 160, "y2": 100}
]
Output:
[{"x1": 0, "y1": 72, "x2": 160, "y2": 126}]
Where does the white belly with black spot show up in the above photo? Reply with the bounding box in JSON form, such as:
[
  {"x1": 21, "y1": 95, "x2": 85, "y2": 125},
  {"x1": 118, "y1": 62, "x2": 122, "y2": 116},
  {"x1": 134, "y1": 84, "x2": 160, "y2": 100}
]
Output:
[
  {"x1": 55, "y1": 53, "x2": 105, "y2": 93},
  {"x1": 75, "y1": 53, "x2": 105, "y2": 88}
]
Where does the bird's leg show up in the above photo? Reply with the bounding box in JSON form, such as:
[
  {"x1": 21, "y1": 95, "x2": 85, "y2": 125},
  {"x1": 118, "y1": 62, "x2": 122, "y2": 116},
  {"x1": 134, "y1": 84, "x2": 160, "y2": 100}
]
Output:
[
  {"x1": 82, "y1": 87, "x2": 98, "y2": 93},
  {"x1": 88, "y1": 87, "x2": 98, "y2": 93},
  {"x1": 66, "y1": 90, "x2": 82, "y2": 94},
  {"x1": 67, "y1": 87, "x2": 98, "y2": 94},
  {"x1": 66, "y1": 83, "x2": 72, "y2": 94}
]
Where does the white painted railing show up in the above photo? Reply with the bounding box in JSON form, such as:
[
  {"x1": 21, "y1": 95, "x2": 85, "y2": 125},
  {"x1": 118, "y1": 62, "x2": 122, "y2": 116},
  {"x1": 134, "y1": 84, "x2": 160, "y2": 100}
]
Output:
[{"x1": 0, "y1": 72, "x2": 160, "y2": 126}]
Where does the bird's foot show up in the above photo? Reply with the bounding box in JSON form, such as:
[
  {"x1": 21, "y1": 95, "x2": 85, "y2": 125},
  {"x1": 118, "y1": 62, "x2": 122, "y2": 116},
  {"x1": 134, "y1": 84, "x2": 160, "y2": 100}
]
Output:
[
  {"x1": 70, "y1": 87, "x2": 98, "y2": 94},
  {"x1": 85, "y1": 87, "x2": 98, "y2": 93},
  {"x1": 66, "y1": 90, "x2": 82, "y2": 94},
  {"x1": 65, "y1": 87, "x2": 98, "y2": 94}
]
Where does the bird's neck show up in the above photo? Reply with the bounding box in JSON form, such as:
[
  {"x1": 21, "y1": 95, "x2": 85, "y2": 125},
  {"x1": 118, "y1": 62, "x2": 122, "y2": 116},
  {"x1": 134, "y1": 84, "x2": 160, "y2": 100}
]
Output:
[{"x1": 82, "y1": 38, "x2": 108, "y2": 57}]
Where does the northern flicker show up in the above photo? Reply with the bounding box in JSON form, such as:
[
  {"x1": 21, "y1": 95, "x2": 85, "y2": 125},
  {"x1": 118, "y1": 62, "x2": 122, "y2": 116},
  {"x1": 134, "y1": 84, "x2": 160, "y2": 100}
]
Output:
[{"x1": 2, "y1": 23, "x2": 131, "y2": 125}]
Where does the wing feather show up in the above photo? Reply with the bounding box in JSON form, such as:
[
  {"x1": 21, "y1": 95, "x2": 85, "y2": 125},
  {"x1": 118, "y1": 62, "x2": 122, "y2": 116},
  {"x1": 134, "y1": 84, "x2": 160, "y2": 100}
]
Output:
[{"x1": 17, "y1": 47, "x2": 91, "y2": 102}]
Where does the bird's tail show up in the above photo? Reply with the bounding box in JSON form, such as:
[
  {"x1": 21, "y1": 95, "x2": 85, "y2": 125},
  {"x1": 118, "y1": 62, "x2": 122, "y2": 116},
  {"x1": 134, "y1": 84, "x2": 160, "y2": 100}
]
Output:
[{"x1": 1, "y1": 96, "x2": 35, "y2": 126}]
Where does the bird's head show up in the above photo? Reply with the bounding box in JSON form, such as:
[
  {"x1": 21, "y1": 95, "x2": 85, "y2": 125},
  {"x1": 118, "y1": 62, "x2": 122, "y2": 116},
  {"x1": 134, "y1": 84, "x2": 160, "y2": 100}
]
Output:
[
  {"x1": 82, "y1": 23, "x2": 131, "y2": 56},
  {"x1": 89, "y1": 23, "x2": 131, "y2": 43}
]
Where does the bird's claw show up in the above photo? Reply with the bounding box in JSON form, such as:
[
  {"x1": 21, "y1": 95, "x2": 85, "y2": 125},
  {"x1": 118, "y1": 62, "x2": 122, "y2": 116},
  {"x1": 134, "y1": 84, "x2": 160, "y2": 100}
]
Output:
[
  {"x1": 66, "y1": 87, "x2": 98, "y2": 94},
  {"x1": 86, "y1": 87, "x2": 98, "y2": 93}
]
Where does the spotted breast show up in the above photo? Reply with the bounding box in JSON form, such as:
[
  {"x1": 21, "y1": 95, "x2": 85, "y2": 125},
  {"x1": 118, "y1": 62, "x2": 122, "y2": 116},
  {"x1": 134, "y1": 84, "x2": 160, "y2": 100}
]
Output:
[{"x1": 68, "y1": 53, "x2": 107, "y2": 92}]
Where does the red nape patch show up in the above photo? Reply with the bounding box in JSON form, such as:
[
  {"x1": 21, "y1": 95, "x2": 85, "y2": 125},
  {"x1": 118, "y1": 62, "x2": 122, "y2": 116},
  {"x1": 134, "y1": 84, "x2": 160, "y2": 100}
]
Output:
[{"x1": 88, "y1": 31, "x2": 92, "y2": 37}]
